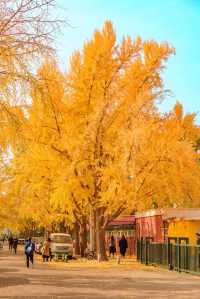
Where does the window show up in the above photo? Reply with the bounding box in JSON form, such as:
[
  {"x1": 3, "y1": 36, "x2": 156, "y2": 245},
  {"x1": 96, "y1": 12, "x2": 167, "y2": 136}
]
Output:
[{"x1": 51, "y1": 235, "x2": 72, "y2": 244}]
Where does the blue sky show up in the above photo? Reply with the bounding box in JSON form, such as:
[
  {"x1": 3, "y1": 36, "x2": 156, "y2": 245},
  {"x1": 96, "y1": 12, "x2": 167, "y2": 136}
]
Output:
[{"x1": 57, "y1": 0, "x2": 200, "y2": 123}]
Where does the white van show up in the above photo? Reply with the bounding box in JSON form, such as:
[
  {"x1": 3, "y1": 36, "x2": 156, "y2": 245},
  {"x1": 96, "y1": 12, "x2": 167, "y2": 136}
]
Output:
[{"x1": 50, "y1": 233, "x2": 73, "y2": 258}]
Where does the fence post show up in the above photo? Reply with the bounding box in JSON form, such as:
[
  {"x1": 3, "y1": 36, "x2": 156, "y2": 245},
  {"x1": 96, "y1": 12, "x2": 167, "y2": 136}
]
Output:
[
  {"x1": 168, "y1": 240, "x2": 173, "y2": 270},
  {"x1": 137, "y1": 239, "x2": 200, "y2": 275},
  {"x1": 177, "y1": 238, "x2": 181, "y2": 272},
  {"x1": 140, "y1": 239, "x2": 143, "y2": 263},
  {"x1": 197, "y1": 246, "x2": 200, "y2": 272},
  {"x1": 136, "y1": 240, "x2": 140, "y2": 260},
  {"x1": 145, "y1": 238, "x2": 149, "y2": 265}
]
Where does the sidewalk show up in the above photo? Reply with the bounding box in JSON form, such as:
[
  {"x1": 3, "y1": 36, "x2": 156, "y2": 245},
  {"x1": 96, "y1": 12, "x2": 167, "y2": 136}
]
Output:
[{"x1": 1, "y1": 245, "x2": 200, "y2": 298}]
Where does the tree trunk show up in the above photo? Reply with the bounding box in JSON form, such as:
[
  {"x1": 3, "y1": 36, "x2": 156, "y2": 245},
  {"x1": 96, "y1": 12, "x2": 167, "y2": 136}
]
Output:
[
  {"x1": 80, "y1": 219, "x2": 87, "y2": 257},
  {"x1": 51, "y1": 222, "x2": 56, "y2": 233},
  {"x1": 59, "y1": 220, "x2": 67, "y2": 233},
  {"x1": 96, "y1": 209, "x2": 107, "y2": 261},
  {"x1": 89, "y1": 208, "x2": 97, "y2": 252},
  {"x1": 97, "y1": 227, "x2": 107, "y2": 261},
  {"x1": 73, "y1": 222, "x2": 80, "y2": 255}
]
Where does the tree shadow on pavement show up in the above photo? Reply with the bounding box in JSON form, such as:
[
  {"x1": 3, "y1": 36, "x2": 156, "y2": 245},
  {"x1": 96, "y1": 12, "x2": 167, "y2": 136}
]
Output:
[
  {"x1": 29, "y1": 273, "x2": 199, "y2": 291},
  {"x1": 0, "y1": 276, "x2": 29, "y2": 288},
  {"x1": 0, "y1": 268, "x2": 19, "y2": 273}
]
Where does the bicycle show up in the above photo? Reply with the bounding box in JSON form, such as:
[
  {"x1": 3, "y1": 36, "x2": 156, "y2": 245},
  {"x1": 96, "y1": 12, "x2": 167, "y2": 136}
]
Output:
[{"x1": 86, "y1": 250, "x2": 97, "y2": 260}]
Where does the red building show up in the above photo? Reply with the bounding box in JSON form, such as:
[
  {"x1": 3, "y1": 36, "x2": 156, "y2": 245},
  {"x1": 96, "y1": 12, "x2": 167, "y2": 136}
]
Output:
[
  {"x1": 135, "y1": 209, "x2": 184, "y2": 242},
  {"x1": 106, "y1": 215, "x2": 136, "y2": 255},
  {"x1": 135, "y1": 210, "x2": 164, "y2": 242}
]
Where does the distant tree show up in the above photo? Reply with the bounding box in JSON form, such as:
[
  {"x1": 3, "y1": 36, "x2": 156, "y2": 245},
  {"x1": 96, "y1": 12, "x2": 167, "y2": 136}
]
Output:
[{"x1": 0, "y1": 0, "x2": 65, "y2": 229}]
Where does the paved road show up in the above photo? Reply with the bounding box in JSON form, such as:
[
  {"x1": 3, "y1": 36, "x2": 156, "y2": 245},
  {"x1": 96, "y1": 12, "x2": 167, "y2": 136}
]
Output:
[{"x1": 1, "y1": 246, "x2": 200, "y2": 298}]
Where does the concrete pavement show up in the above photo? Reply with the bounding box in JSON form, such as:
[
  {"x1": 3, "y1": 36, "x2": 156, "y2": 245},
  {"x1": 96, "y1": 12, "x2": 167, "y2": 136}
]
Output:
[{"x1": 1, "y1": 245, "x2": 200, "y2": 298}]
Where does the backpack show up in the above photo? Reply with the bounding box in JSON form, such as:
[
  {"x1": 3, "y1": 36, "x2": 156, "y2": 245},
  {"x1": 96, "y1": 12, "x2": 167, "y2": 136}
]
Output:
[{"x1": 25, "y1": 243, "x2": 32, "y2": 255}]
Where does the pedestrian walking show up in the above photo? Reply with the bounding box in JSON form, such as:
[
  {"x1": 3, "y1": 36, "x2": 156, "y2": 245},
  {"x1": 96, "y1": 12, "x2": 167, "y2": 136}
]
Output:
[
  {"x1": 42, "y1": 238, "x2": 51, "y2": 262},
  {"x1": 25, "y1": 238, "x2": 35, "y2": 268},
  {"x1": 109, "y1": 235, "x2": 116, "y2": 258},
  {"x1": 119, "y1": 234, "x2": 128, "y2": 257},
  {"x1": 8, "y1": 236, "x2": 14, "y2": 252},
  {"x1": 13, "y1": 238, "x2": 18, "y2": 254}
]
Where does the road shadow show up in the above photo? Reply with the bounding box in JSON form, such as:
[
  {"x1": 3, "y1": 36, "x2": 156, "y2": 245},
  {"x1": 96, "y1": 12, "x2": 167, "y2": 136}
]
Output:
[
  {"x1": 0, "y1": 296, "x2": 133, "y2": 299},
  {"x1": 0, "y1": 268, "x2": 19, "y2": 273},
  {"x1": 3, "y1": 271, "x2": 198, "y2": 293},
  {"x1": 0, "y1": 276, "x2": 29, "y2": 288}
]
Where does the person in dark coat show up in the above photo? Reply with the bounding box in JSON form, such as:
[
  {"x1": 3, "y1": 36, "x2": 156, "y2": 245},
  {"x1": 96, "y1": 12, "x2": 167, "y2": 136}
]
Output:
[
  {"x1": 109, "y1": 235, "x2": 116, "y2": 258},
  {"x1": 8, "y1": 236, "x2": 14, "y2": 252},
  {"x1": 119, "y1": 234, "x2": 128, "y2": 257},
  {"x1": 13, "y1": 238, "x2": 18, "y2": 254},
  {"x1": 25, "y1": 238, "x2": 35, "y2": 268}
]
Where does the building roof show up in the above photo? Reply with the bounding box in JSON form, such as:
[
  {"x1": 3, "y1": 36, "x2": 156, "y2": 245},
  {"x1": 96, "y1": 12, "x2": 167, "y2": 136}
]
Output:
[
  {"x1": 135, "y1": 208, "x2": 200, "y2": 221},
  {"x1": 108, "y1": 215, "x2": 135, "y2": 226}
]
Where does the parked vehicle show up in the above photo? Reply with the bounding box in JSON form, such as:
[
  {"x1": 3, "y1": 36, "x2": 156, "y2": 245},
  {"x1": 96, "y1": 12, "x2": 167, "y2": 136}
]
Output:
[
  {"x1": 50, "y1": 233, "x2": 73, "y2": 259},
  {"x1": 18, "y1": 238, "x2": 26, "y2": 245},
  {"x1": 0, "y1": 241, "x2": 3, "y2": 250}
]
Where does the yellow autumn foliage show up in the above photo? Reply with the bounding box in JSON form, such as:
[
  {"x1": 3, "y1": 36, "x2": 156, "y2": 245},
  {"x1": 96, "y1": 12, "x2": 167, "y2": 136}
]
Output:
[{"x1": 0, "y1": 22, "x2": 199, "y2": 261}]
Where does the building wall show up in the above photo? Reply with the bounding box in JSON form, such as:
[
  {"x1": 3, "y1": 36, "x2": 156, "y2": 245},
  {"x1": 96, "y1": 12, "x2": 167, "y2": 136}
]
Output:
[
  {"x1": 168, "y1": 220, "x2": 200, "y2": 245},
  {"x1": 135, "y1": 215, "x2": 164, "y2": 242}
]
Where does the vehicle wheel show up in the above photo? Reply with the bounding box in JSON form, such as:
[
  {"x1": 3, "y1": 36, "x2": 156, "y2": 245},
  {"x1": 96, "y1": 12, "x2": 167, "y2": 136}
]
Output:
[
  {"x1": 64, "y1": 254, "x2": 68, "y2": 262},
  {"x1": 54, "y1": 254, "x2": 58, "y2": 261}
]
